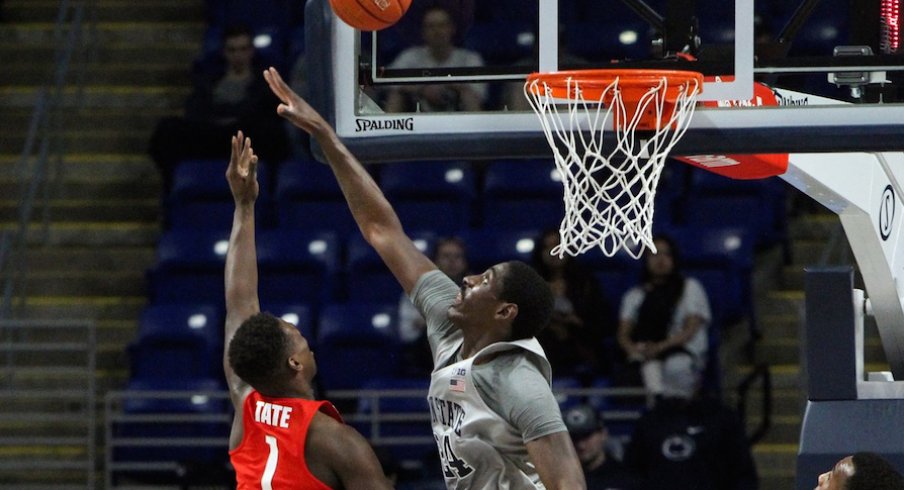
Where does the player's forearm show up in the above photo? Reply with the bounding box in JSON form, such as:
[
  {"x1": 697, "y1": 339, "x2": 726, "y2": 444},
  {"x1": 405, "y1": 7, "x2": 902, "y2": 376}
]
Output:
[
  {"x1": 225, "y1": 204, "x2": 260, "y2": 325},
  {"x1": 313, "y1": 123, "x2": 404, "y2": 243}
]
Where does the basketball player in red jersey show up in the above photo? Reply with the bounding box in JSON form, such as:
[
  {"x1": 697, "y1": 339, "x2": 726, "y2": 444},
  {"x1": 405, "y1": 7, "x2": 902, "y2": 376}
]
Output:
[{"x1": 223, "y1": 131, "x2": 393, "y2": 489}]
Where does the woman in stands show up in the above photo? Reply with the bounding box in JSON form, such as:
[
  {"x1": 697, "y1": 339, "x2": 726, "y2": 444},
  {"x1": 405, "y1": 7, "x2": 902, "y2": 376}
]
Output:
[
  {"x1": 616, "y1": 234, "x2": 711, "y2": 397},
  {"x1": 530, "y1": 229, "x2": 613, "y2": 379}
]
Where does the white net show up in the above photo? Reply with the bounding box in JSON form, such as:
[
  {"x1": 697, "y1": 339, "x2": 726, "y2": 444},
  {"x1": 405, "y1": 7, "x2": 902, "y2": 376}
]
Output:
[{"x1": 525, "y1": 73, "x2": 700, "y2": 259}]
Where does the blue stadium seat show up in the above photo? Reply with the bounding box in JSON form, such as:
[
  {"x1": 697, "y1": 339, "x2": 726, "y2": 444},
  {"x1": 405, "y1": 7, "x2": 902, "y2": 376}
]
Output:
[
  {"x1": 481, "y1": 158, "x2": 563, "y2": 230},
  {"x1": 666, "y1": 225, "x2": 755, "y2": 327},
  {"x1": 147, "y1": 230, "x2": 232, "y2": 305},
  {"x1": 380, "y1": 161, "x2": 476, "y2": 234},
  {"x1": 463, "y1": 21, "x2": 535, "y2": 65},
  {"x1": 356, "y1": 377, "x2": 433, "y2": 464},
  {"x1": 345, "y1": 232, "x2": 436, "y2": 302},
  {"x1": 128, "y1": 305, "x2": 223, "y2": 382},
  {"x1": 687, "y1": 168, "x2": 788, "y2": 251},
  {"x1": 552, "y1": 376, "x2": 584, "y2": 411},
  {"x1": 588, "y1": 376, "x2": 613, "y2": 412},
  {"x1": 316, "y1": 303, "x2": 401, "y2": 392},
  {"x1": 578, "y1": 247, "x2": 644, "y2": 312},
  {"x1": 274, "y1": 158, "x2": 358, "y2": 238},
  {"x1": 115, "y1": 377, "x2": 229, "y2": 470},
  {"x1": 461, "y1": 228, "x2": 540, "y2": 273},
  {"x1": 260, "y1": 302, "x2": 315, "y2": 339},
  {"x1": 564, "y1": 21, "x2": 651, "y2": 62},
  {"x1": 256, "y1": 229, "x2": 341, "y2": 306},
  {"x1": 166, "y1": 159, "x2": 272, "y2": 230}
]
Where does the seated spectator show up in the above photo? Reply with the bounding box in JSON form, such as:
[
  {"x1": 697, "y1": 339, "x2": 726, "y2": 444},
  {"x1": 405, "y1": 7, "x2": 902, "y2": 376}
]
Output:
[
  {"x1": 531, "y1": 229, "x2": 613, "y2": 378},
  {"x1": 563, "y1": 404, "x2": 641, "y2": 489},
  {"x1": 816, "y1": 452, "x2": 904, "y2": 490},
  {"x1": 623, "y1": 350, "x2": 758, "y2": 490},
  {"x1": 398, "y1": 236, "x2": 469, "y2": 376},
  {"x1": 383, "y1": 6, "x2": 487, "y2": 113},
  {"x1": 149, "y1": 24, "x2": 288, "y2": 189},
  {"x1": 616, "y1": 234, "x2": 710, "y2": 396}
]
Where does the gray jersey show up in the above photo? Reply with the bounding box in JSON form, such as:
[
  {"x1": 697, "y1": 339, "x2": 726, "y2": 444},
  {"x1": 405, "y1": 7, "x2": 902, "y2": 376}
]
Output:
[
  {"x1": 411, "y1": 270, "x2": 565, "y2": 489},
  {"x1": 428, "y1": 339, "x2": 551, "y2": 490}
]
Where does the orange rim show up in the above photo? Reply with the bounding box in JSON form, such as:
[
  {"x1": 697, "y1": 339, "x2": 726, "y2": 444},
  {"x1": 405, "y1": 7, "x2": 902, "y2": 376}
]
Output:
[{"x1": 526, "y1": 69, "x2": 704, "y2": 101}]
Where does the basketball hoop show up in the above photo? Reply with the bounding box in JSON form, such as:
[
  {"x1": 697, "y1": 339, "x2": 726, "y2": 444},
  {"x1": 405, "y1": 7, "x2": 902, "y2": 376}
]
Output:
[{"x1": 525, "y1": 69, "x2": 703, "y2": 259}]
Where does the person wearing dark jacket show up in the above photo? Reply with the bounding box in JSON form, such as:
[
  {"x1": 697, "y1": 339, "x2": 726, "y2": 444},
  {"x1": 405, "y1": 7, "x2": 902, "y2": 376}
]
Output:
[{"x1": 624, "y1": 350, "x2": 758, "y2": 490}]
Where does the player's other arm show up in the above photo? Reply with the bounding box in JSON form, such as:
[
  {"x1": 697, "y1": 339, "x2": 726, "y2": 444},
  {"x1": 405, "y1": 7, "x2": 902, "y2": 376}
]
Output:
[
  {"x1": 224, "y1": 132, "x2": 260, "y2": 447},
  {"x1": 307, "y1": 412, "x2": 395, "y2": 490},
  {"x1": 526, "y1": 431, "x2": 586, "y2": 490},
  {"x1": 263, "y1": 67, "x2": 434, "y2": 294}
]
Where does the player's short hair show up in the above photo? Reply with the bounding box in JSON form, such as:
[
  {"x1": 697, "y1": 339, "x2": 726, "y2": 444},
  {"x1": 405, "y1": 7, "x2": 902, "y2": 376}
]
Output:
[
  {"x1": 848, "y1": 452, "x2": 904, "y2": 490},
  {"x1": 498, "y1": 261, "x2": 554, "y2": 340},
  {"x1": 228, "y1": 312, "x2": 289, "y2": 387}
]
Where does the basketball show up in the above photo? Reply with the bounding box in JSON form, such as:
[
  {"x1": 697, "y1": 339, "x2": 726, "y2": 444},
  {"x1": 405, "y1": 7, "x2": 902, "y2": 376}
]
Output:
[{"x1": 328, "y1": 0, "x2": 411, "y2": 31}]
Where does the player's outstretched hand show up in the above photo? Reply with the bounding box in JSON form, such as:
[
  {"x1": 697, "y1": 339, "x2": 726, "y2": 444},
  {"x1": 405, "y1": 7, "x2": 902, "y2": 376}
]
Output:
[
  {"x1": 263, "y1": 66, "x2": 328, "y2": 136},
  {"x1": 226, "y1": 130, "x2": 259, "y2": 205}
]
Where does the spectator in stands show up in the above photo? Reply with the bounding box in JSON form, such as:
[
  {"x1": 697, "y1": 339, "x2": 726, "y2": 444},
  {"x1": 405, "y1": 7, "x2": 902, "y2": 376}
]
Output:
[
  {"x1": 616, "y1": 234, "x2": 710, "y2": 396},
  {"x1": 383, "y1": 6, "x2": 487, "y2": 112},
  {"x1": 563, "y1": 404, "x2": 641, "y2": 489},
  {"x1": 531, "y1": 228, "x2": 613, "y2": 378},
  {"x1": 149, "y1": 24, "x2": 288, "y2": 189},
  {"x1": 623, "y1": 350, "x2": 758, "y2": 490},
  {"x1": 398, "y1": 236, "x2": 470, "y2": 376},
  {"x1": 816, "y1": 452, "x2": 904, "y2": 490}
]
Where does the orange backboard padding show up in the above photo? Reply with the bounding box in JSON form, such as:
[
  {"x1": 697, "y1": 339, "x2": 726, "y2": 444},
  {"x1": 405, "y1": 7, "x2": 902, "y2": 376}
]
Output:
[{"x1": 675, "y1": 79, "x2": 789, "y2": 179}]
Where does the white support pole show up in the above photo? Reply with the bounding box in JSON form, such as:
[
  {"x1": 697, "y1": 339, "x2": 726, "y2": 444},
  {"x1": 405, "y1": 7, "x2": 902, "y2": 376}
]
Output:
[{"x1": 784, "y1": 152, "x2": 904, "y2": 379}]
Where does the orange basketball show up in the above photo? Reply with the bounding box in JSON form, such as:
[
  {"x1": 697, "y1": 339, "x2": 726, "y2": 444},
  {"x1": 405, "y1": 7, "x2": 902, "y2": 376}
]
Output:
[{"x1": 329, "y1": 0, "x2": 411, "y2": 31}]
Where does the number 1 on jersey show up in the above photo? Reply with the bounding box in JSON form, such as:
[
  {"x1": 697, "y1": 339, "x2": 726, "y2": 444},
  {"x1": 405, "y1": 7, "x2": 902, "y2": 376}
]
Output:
[{"x1": 262, "y1": 435, "x2": 279, "y2": 490}]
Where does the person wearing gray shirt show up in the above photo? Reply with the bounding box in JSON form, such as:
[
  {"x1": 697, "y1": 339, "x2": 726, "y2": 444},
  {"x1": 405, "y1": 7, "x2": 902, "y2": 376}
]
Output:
[{"x1": 263, "y1": 66, "x2": 586, "y2": 490}]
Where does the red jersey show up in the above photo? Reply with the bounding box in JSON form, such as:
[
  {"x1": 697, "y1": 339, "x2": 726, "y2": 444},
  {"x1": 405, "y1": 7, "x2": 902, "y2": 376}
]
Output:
[{"x1": 229, "y1": 391, "x2": 343, "y2": 489}]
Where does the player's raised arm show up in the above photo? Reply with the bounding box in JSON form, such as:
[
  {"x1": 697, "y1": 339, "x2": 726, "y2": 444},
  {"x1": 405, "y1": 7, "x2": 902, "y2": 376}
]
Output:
[
  {"x1": 263, "y1": 67, "x2": 434, "y2": 294},
  {"x1": 223, "y1": 131, "x2": 260, "y2": 412}
]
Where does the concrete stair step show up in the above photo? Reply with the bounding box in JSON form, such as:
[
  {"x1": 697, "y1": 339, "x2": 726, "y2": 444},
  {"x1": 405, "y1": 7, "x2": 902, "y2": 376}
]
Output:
[
  {"x1": 0, "y1": 154, "x2": 163, "y2": 200},
  {"x1": 0, "y1": 21, "x2": 204, "y2": 45},
  {"x1": 751, "y1": 415, "x2": 801, "y2": 445},
  {"x1": 0, "y1": 85, "x2": 190, "y2": 109},
  {"x1": 0, "y1": 42, "x2": 198, "y2": 66},
  {"x1": 755, "y1": 336, "x2": 887, "y2": 365},
  {"x1": 0, "y1": 178, "x2": 161, "y2": 201},
  {"x1": 2, "y1": 269, "x2": 148, "y2": 297},
  {"x1": 0, "y1": 198, "x2": 160, "y2": 222},
  {"x1": 758, "y1": 290, "x2": 805, "y2": 317},
  {"x1": 2, "y1": 106, "x2": 179, "y2": 136},
  {"x1": 3, "y1": 128, "x2": 162, "y2": 154},
  {"x1": 789, "y1": 240, "x2": 830, "y2": 267},
  {"x1": 23, "y1": 246, "x2": 156, "y2": 272},
  {"x1": 753, "y1": 443, "x2": 799, "y2": 486},
  {"x1": 2, "y1": 0, "x2": 204, "y2": 23},
  {"x1": 788, "y1": 212, "x2": 839, "y2": 240},
  {"x1": 0, "y1": 366, "x2": 94, "y2": 390},
  {"x1": 0, "y1": 222, "x2": 160, "y2": 246},
  {"x1": 14, "y1": 296, "x2": 146, "y2": 322},
  {"x1": 7, "y1": 62, "x2": 193, "y2": 86}
]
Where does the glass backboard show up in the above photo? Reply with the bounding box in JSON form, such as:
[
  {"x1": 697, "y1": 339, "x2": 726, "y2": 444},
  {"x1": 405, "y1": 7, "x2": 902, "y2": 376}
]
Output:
[{"x1": 305, "y1": 0, "x2": 904, "y2": 162}]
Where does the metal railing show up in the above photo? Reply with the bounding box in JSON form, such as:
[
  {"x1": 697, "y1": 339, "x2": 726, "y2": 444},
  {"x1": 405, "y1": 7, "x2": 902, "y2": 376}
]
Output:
[
  {"x1": 0, "y1": 319, "x2": 97, "y2": 489},
  {"x1": 736, "y1": 362, "x2": 773, "y2": 445},
  {"x1": 103, "y1": 385, "x2": 652, "y2": 488},
  {"x1": 0, "y1": 0, "x2": 96, "y2": 318}
]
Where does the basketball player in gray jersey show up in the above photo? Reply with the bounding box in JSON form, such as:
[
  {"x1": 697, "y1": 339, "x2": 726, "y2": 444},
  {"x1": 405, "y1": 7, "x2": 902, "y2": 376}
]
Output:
[{"x1": 265, "y1": 67, "x2": 585, "y2": 490}]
